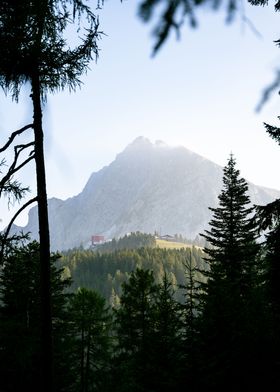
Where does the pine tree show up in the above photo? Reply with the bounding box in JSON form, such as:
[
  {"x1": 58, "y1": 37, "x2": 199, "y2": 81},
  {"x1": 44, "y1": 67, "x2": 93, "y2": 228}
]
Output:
[
  {"x1": 0, "y1": 3, "x2": 101, "y2": 389},
  {"x1": 256, "y1": 119, "x2": 280, "y2": 314},
  {"x1": 199, "y1": 154, "x2": 261, "y2": 390},
  {"x1": 202, "y1": 154, "x2": 260, "y2": 297},
  {"x1": 179, "y1": 252, "x2": 201, "y2": 390},
  {"x1": 66, "y1": 288, "x2": 112, "y2": 392},
  {"x1": 114, "y1": 268, "x2": 159, "y2": 392},
  {"x1": 150, "y1": 273, "x2": 183, "y2": 392}
]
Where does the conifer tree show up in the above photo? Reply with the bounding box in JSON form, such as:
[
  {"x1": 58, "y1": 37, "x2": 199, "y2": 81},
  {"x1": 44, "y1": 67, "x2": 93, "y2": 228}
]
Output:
[
  {"x1": 66, "y1": 288, "x2": 112, "y2": 392},
  {"x1": 0, "y1": 241, "x2": 72, "y2": 392},
  {"x1": 202, "y1": 154, "x2": 260, "y2": 297},
  {"x1": 0, "y1": 3, "x2": 101, "y2": 389},
  {"x1": 179, "y1": 253, "x2": 201, "y2": 390},
  {"x1": 199, "y1": 154, "x2": 261, "y2": 390},
  {"x1": 254, "y1": 119, "x2": 280, "y2": 384},
  {"x1": 114, "y1": 268, "x2": 159, "y2": 392},
  {"x1": 151, "y1": 273, "x2": 183, "y2": 392},
  {"x1": 255, "y1": 119, "x2": 280, "y2": 314}
]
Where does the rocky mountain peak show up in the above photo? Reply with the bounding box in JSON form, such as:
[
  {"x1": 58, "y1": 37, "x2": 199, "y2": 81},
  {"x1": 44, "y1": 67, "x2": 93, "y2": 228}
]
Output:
[{"x1": 11, "y1": 137, "x2": 280, "y2": 251}]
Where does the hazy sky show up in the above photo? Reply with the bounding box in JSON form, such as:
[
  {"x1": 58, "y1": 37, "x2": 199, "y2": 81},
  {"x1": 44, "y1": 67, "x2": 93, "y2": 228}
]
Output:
[{"x1": 1, "y1": 0, "x2": 280, "y2": 229}]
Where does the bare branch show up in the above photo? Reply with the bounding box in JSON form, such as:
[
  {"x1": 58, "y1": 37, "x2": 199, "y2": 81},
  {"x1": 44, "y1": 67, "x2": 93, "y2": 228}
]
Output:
[
  {"x1": 1, "y1": 141, "x2": 34, "y2": 183},
  {"x1": 0, "y1": 123, "x2": 34, "y2": 153},
  {"x1": 1, "y1": 197, "x2": 38, "y2": 247},
  {"x1": 10, "y1": 152, "x2": 35, "y2": 176}
]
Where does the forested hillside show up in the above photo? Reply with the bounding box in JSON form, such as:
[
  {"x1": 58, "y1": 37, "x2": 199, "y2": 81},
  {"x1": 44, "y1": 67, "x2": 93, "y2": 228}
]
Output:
[
  {"x1": 60, "y1": 245, "x2": 205, "y2": 305},
  {"x1": 1, "y1": 155, "x2": 280, "y2": 391}
]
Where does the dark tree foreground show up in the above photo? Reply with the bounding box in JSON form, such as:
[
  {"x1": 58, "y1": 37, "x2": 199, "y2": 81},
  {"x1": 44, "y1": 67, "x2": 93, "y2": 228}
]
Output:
[
  {"x1": 0, "y1": 1, "x2": 101, "y2": 390},
  {"x1": 0, "y1": 241, "x2": 72, "y2": 392},
  {"x1": 199, "y1": 156, "x2": 266, "y2": 390},
  {"x1": 66, "y1": 287, "x2": 112, "y2": 392},
  {"x1": 201, "y1": 154, "x2": 260, "y2": 298}
]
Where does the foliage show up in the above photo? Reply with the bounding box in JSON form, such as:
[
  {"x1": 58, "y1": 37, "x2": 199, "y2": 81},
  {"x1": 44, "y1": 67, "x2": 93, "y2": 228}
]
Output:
[
  {"x1": 0, "y1": 4, "x2": 103, "y2": 389},
  {"x1": 138, "y1": 0, "x2": 241, "y2": 53},
  {"x1": 199, "y1": 155, "x2": 264, "y2": 390},
  {"x1": 150, "y1": 274, "x2": 184, "y2": 391},
  {"x1": 254, "y1": 107, "x2": 280, "y2": 332},
  {"x1": 113, "y1": 269, "x2": 183, "y2": 392},
  {"x1": 60, "y1": 245, "x2": 205, "y2": 304},
  {"x1": 201, "y1": 154, "x2": 260, "y2": 298},
  {"x1": 0, "y1": 241, "x2": 71, "y2": 391},
  {"x1": 66, "y1": 287, "x2": 112, "y2": 392},
  {"x1": 113, "y1": 269, "x2": 159, "y2": 392},
  {"x1": 0, "y1": 0, "x2": 101, "y2": 100}
]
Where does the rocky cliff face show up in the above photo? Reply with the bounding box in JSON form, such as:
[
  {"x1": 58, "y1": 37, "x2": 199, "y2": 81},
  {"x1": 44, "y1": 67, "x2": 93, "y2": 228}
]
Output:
[{"x1": 13, "y1": 137, "x2": 280, "y2": 250}]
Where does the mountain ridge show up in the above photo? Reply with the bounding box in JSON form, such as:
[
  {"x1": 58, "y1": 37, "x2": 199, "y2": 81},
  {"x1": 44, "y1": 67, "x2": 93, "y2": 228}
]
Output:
[{"x1": 11, "y1": 137, "x2": 280, "y2": 251}]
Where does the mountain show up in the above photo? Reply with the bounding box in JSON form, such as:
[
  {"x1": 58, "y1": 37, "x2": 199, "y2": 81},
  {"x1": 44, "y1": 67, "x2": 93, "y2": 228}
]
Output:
[{"x1": 12, "y1": 137, "x2": 280, "y2": 251}]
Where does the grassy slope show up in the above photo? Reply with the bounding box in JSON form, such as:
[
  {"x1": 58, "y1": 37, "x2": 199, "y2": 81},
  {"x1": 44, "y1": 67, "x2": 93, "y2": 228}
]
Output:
[{"x1": 156, "y1": 239, "x2": 193, "y2": 249}]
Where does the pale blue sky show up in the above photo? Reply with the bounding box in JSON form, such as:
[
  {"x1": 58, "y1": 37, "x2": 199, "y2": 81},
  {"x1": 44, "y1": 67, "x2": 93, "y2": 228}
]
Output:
[{"x1": 1, "y1": 0, "x2": 280, "y2": 228}]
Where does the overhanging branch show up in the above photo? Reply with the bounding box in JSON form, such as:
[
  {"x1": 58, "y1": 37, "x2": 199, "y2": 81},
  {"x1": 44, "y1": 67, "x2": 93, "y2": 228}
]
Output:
[
  {"x1": 0, "y1": 124, "x2": 34, "y2": 153},
  {"x1": 1, "y1": 196, "x2": 38, "y2": 252}
]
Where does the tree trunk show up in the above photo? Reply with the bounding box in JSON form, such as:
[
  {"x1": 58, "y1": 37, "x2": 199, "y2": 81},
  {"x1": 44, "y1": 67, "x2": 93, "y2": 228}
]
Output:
[{"x1": 31, "y1": 70, "x2": 53, "y2": 392}]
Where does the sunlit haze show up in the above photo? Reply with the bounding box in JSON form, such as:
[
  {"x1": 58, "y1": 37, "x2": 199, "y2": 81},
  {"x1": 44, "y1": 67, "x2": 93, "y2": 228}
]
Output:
[{"x1": 1, "y1": 0, "x2": 280, "y2": 229}]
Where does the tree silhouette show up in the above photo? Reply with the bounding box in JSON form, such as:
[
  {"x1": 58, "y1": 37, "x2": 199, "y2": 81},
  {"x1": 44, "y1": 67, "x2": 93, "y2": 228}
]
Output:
[
  {"x1": 254, "y1": 119, "x2": 280, "y2": 380},
  {"x1": 66, "y1": 287, "x2": 112, "y2": 392},
  {"x1": 151, "y1": 273, "x2": 183, "y2": 392},
  {"x1": 0, "y1": 1, "x2": 101, "y2": 390},
  {"x1": 201, "y1": 154, "x2": 260, "y2": 297},
  {"x1": 0, "y1": 241, "x2": 71, "y2": 392},
  {"x1": 0, "y1": 151, "x2": 32, "y2": 262},
  {"x1": 199, "y1": 154, "x2": 261, "y2": 389},
  {"x1": 114, "y1": 268, "x2": 159, "y2": 392}
]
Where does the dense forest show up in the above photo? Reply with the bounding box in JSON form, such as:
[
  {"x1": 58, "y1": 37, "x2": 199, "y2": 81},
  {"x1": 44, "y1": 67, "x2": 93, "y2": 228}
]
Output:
[
  {"x1": 1, "y1": 155, "x2": 280, "y2": 391},
  {"x1": 60, "y1": 239, "x2": 205, "y2": 305}
]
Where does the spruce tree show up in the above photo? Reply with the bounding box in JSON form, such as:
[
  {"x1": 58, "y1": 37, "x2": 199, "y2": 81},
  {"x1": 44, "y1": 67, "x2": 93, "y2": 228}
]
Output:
[
  {"x1": 199, "y1": 154, "x2": 261, "y2": 390},
  {"x1": 254, "y1": 119, "x2": 280, "y2": 385},
  {"x1": 151, "y1": 274, "x2": 183, "y2": 392},
  {"x1": 114, "y1": 268, "x2": 159, "y2": 392},
  {"x1": 66, "y1": 288, "x2": 112, "y2": 392},
  {"x1": 202, "y1": 154, "x2": 260, "y2": 297},
  {"x1": 256, "y1": 119, "x2": 280, "y2": 314}
]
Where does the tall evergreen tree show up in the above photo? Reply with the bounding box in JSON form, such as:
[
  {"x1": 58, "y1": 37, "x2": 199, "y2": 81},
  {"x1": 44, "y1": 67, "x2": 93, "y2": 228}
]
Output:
[
  {"x1": 202, "y1": 154, "x2": 260, "y2": 297},
  {"x1": 114, "y1": 268, "x2": 159, "y2": 392},
  {"x1": 66, "y1": 287, "x2": 112, "y2": 392},
  {"x1": 256, "y1": 198, "x2": 280, "y2": 314},
  {"x1": 254, "y1": 119, "x2": 280, "y2": 385},
  {"x1": 179, "y1": 253, "x2": 201, "y2": 390},
  {"x1": 0, "y1": 2, "x2": 101, "y2": 389},
  {"x1": 255, "y1": 119, "x2": 280, "y2": 314},
  {"x1": 150, "y1": 273, "x2": 183, "y2": 392},
  {"x1": 199, "y1": 154, "x2": 261, "y2": 390}
]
